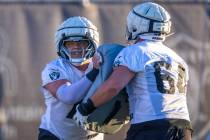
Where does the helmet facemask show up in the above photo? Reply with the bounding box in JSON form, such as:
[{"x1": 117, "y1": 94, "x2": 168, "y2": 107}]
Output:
[{"x1": 59, "y1": 36, "x2": 96, "y2": 66}]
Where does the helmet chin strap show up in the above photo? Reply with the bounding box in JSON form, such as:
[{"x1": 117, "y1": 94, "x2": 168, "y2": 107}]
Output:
[
  {"x1": 62, "y1": 46, "x2": 86, "y2": 65},
  {"x1": 71, "y1": 58, "x2": 90, "y2": 66},
  {"x1": 70, "y1": 58, "x2": 85, "y2": 66},
  {"x1": 71, "y1": 62, "x2": 83, "y2": 66}
]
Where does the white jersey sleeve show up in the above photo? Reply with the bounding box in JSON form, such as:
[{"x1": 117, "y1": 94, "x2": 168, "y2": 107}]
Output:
[
  {"x1": 113, "y1": 46, "x2": 144, "y2": 72},
  {"x1": 41, "y1": 63, "x2": 67, "y2": 86}
]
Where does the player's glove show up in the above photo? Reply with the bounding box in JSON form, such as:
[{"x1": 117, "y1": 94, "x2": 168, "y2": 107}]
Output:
[
  {"x1": 95, "y1": 51, "x2": 103, "y2": 65},
  {"x1": 73, "y1": 98, "x2": 96, "y2": 130}
]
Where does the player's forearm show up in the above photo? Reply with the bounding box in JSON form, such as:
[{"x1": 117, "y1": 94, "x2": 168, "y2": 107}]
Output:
[
  {"x1": 56, "y1": 77, "x2": 92, "y2": 104},
  {"x1": 56, "y1": 68, "x2": 99, "y2": 104},
  {"x1": 91, "y1": 78, "x2": 122, "y2": 107}
]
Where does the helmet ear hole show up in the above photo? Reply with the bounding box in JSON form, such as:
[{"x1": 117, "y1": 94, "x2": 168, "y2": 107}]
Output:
[
  {"x1": 85, "y1": 32, "x2": 91, "y2": 39},
  {"x1": 133, "y1": 27, "x2": 137, "y2": 32},
  {"x1": 62, "y1": 33, "x2": 65, "y2": 38},
  {"x1": 57, "y1": 52, "x2": 61, "y2": 57}
]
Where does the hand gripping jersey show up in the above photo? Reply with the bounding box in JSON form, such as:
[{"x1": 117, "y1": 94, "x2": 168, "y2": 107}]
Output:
[
  {"x1": 40, "y1": 58, "x2": 103, "y2": 140},
  {"x1": 83, "y1": 44, "x2": 130, "y2": 134},
  {"x1": 113, "y1": 40, "x2": 190, "y2": 124}
]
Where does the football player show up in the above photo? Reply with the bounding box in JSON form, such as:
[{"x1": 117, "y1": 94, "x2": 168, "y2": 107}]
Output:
[
  {"x1": 38, "y1": 16, "x2": 103, "y2": 140},
  {"x1": 74, "y1": 2, "x2": 193, "y2": 140}
]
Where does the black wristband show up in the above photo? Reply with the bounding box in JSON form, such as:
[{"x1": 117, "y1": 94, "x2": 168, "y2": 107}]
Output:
[
  {"x1": 78, "y1": 99, "x2": 96, "y2": 116},
  {"x1": 86, "y1": 68, "x2": 99, "y2": 82}
]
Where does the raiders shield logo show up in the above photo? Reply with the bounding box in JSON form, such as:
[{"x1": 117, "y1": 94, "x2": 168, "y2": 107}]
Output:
[
  {"x1": 113, "y1": 56, "x2": 122, "y2": 67},
  {"x1": 49, "y1": 71, "x2": 60, "y2": 80}
]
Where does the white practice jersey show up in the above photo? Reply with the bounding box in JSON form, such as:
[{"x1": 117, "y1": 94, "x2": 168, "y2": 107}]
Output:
[
  {"x1": 114, "y1": 40, "x2": 190, "y2": 124},
  {"x1": 40, "y1": 58, "x2": 103, "y2": 140}
]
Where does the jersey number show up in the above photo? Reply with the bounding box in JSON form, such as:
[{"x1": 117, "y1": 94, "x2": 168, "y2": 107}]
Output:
[{"x1": 154, "y1": 61, "x2": 186, "y2": 94}]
